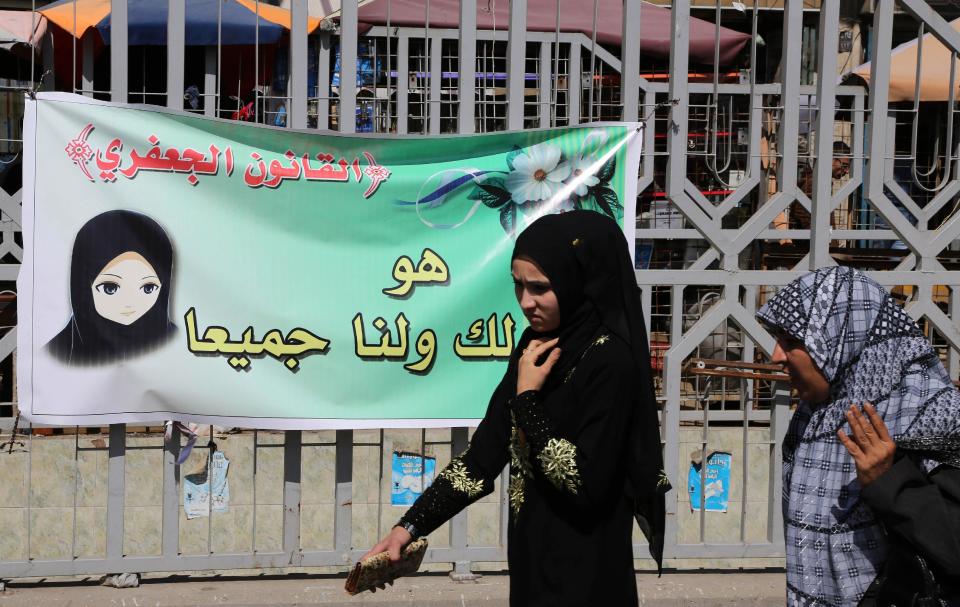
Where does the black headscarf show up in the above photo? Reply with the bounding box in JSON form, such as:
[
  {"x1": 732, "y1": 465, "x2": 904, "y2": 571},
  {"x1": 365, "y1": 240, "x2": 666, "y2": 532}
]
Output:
[
  {"x1": 506, "y1": 210, "x2": 669, "y2": 570},
  {"x1": 47, "y1": 210, "x2": 177, "y2": 365}
]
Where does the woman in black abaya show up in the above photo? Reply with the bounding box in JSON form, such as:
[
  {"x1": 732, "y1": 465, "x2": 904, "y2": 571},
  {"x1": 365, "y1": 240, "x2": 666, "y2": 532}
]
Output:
[
  {"x1": 363, "y1": 210, "x2": 669, "y2": 606},
  {"x1": 47, "y1": 209, "x2": 177, "y2": 366}
]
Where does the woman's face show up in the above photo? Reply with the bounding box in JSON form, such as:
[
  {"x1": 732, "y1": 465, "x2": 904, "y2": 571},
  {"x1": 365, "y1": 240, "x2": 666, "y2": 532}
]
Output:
[
  {"x1": 511, "y1": 258, "x2": 561, "y2": 333},
  {"x1": 91, "y1": 251, "x2": 162, "y2": 325},
  {"x1": 771, "y1": 334, "x2": 830, "y2": 403}
]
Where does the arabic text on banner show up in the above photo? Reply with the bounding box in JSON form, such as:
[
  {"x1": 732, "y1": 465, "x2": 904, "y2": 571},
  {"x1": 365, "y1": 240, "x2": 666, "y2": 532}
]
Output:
[{"x1": 18, "y1": 93, "x2": 641, "y2": 429}]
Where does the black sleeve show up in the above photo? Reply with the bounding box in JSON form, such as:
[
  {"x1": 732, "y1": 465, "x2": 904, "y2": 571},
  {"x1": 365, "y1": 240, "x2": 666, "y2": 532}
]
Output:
[
  {"x1": 397, "y1": 383, "x2": 511, "y2": 538},
  {"x1": 860, "y1": 456, "x2": 960, "y2": 575},
  {"x1": 509, "y1": 357, "x2": 634, "y2": 512}
]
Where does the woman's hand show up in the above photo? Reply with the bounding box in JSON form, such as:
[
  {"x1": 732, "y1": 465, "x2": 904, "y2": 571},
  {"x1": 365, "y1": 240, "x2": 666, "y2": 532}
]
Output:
[
  {"x1": 360, "y1": 525, "x2": 412, "y2": 564},
  {"x1": 516, "y1": 337, "x2": 561, "y2": 395},
  {"x1": 837, "y1": 403, "x2": 896, "y2": 487}
]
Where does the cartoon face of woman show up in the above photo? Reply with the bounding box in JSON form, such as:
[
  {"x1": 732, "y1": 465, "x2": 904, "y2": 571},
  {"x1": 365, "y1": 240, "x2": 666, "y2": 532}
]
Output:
[
  {"x1": 46, "y1": 209, "x2": 177, "y2": 366},
  {"x1": 91, "y1": 251, "x2": 163, "y2": 325}
]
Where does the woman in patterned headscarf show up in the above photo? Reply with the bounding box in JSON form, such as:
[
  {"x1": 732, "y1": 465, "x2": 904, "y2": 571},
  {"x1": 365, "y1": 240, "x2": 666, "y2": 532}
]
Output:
[
  {"x1": 757, "y1": 266, "x2": 960, "y2": 606},
  {"x1": 360, "y1": 210, "x2": 669, "y2": 606}
]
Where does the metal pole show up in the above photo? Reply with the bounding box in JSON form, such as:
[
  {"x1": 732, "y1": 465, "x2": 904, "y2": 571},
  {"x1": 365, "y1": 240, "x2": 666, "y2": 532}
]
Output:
[
  {"x1": 551, "y1": 0, "x2": 561, "y2": 126},
  {"x1": 449, "y1": 427, "x2": 476, "y2": 580},
  {"x1": 506, "y1": 0, "x2": 527, "y2": 130},
  {"x1": 397, "y1": 35, "x2": 409, "y2": 134},
  {"x1": 110, "y1": 0, "x2": 128, "y2": 102},
  {"x1": 430, "y1": 34, "x2": 442, "y2": 134},
  {"x1": 106, "y1": 424, "x2": 126, "y2": 559},
  {"x1": 161, "y1": 426, "x2": 181, "y2": 558},
  {"x1": 340, "y1": 0, "x2": 359, "y2": 133},
  {"x1": 621, "y1": 0, "x2": 641, "y2": 122},
  {"x1": 167, "y1": 0, "x2": 185, "y2": 111},
  {"x1": 567, "y1": 40, "x2": 581, "y2": 125},
  {"x1": 290, "y1": 0, "x2": 309, "y2": 129},
  {"x1": 768, "y1": 387, "x2": 790, "y2": 546},
  {"x1": 809, "y1": 0, "x2": 840, "y2": 269},
  {"x1": 661, "y1": 284, "x2": 685, "y2": 556},
  {"x1": 459, "y1": 0, "x2": 477, "y2": 134},
  {"x1": 665, "y1": 11, "x2": 690, "y2": 175},
  {"x1": 386, "y1": 0, "x2": 393, "y2": 132}
]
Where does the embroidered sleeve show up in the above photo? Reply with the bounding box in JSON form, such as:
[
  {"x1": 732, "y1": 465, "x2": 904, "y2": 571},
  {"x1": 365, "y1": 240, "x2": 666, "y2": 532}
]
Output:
[
  {"x1": 508, "y1": 414, "x2": 534, "y2": 516},
  {"x1": 397, "y1": 451, "x2": 494, "y2": 538},
  {"x1": 438, "y1": 457, "x2": 487, "y2": 497},
  {"x1": 510, "y1": 390, "x2": 552, "y2": 449},
  {"x1": 509, "y1": 390, "x2": 583, "y2": 494},
  {"x1": 538, "y1": 437, "x2": 581, "y2": 493}
]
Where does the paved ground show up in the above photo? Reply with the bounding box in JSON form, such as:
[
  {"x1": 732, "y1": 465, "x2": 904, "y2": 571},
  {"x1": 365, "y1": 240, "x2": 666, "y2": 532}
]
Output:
[{"x1": 0, "y1": 571, "x2": 785, "y2": 606}]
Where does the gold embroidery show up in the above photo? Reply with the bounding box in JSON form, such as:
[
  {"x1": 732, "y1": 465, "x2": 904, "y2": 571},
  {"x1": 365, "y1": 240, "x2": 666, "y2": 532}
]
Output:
[
  {"x1": 509, "y1": 414, "x2": 534, "y2": 478},
  {"x1": 438, "y1": 456, "x2": 485, "y2": 497},
  {"x1": 657, "y1": 470, "x2": 671, "y2": 489},
  {"x1": 537, "y1": 438, "x2": 581, "y2": 494},
  {"x1": 562, "y1": 334, "x2": 610, "y2": 384},
  {"x1": 508, "y1": 471, "x2": 526, "y2": 517},
  {"x1": 508, "y1": 414, "x2": 533, "y2": 517}
]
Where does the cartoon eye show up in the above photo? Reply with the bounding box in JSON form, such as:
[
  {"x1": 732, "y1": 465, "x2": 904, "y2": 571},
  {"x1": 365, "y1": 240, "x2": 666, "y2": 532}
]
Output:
[
  {"x1": 96, "y1": 282, "x2": 120, "y2": 295},
  {"x1": 141, "y1": 283, "x2": 159, "y2": 295}
]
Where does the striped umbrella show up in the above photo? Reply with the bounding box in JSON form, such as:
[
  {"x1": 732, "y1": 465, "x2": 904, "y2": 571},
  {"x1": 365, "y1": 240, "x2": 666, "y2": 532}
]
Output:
[{"x1": 40, "y1": 0, "x2": 323, "y2": 45}]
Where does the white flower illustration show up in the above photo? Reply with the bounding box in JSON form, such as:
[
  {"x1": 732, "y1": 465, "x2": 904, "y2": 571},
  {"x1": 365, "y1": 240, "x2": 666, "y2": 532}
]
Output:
[
  {"x1": 504, "y1": 143, "x2": 571, "y2": 203},
  {"x1": 565, "y1": 153, "x2": 601, "y2": 197}
]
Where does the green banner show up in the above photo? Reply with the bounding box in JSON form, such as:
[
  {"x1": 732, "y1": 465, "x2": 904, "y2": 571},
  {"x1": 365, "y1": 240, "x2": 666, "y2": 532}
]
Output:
[{"x1": 19, "y1": 93, "x2": 641, "y2": 428}]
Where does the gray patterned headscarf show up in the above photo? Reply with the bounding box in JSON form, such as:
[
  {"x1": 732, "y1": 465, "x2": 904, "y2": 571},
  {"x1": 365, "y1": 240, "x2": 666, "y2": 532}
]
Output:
[{"x1": 757, "y1": 266, "x2": 960, "y2": 606}]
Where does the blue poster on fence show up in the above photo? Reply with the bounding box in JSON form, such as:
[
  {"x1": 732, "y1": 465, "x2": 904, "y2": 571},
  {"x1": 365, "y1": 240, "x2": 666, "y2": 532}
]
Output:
[
  {"x1": 391, "y1": 452, "x2": 436, "y2": 506},
  {"x1": 688, "y1": 451, "x2": 731, "y2": 512},
  {"x1": 183, "y1": 451, "x2": 230, "y2": 519}
]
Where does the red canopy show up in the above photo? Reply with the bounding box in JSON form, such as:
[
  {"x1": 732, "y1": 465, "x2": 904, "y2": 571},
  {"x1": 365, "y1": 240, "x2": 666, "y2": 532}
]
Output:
[{"x1": 333, "y1": 0, "x2": 750, "y2": 66}]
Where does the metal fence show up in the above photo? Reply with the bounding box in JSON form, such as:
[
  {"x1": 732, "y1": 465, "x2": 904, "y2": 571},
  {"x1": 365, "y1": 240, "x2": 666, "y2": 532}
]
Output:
[{"x1": 1, "y1": 0, "x2": 960, "y2": 581}]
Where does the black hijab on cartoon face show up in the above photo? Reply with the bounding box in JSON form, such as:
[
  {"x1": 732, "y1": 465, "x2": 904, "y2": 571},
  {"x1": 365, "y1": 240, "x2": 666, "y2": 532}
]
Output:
[{"x1": 47, "y1": 210, "x2": 176, "y2": 365}]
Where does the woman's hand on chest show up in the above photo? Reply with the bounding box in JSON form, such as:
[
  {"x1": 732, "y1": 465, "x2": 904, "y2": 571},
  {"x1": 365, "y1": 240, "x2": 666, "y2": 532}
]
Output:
[{"x1": 517, "y1": 338, "x2": 561, "y2": 394}]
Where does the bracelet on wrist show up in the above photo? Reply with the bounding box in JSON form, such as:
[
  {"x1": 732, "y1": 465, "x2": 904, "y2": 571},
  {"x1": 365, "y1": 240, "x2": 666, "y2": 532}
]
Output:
[{"x1": 395, "y1": 520, "x2": 419, "y2": 539}]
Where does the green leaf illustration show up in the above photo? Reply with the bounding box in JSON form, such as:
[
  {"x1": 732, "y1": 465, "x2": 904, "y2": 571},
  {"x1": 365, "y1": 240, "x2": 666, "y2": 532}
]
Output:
[
  {"x1": 473, "y1": 178, "x2": 513, "y2": 209},
  {"x1": 596, "y1": 156, "x2": 616, "y2": 185},
  {"x1": 500, "y1": 203, "x2": 517, "y2": 236},
  {"x1": 593, "y1": 186, "x2": 622, "y2": 220}
]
